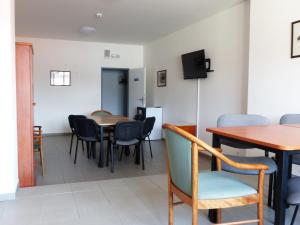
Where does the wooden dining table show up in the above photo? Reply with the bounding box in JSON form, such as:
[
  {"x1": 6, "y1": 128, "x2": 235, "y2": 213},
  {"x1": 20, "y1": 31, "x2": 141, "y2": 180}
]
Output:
[
  {"x1": 206, "y1": 124, "x2": 300, "y2": 225},
  {"x1": 88, "y1": 115, "x2": 130, "y2": 167}
]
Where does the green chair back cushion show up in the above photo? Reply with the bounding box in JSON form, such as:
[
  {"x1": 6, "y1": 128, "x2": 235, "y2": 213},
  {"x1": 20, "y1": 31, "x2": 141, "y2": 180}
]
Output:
[{"x1": 165, "y1": 129, "x2": 192, "y2": 195}]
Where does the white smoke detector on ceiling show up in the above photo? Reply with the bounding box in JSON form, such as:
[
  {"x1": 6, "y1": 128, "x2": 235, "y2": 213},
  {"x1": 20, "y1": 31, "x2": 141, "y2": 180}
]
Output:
[
  {"x1": 79, "y1": 26, "x2": 96, "y2": 35},
  {"x1": 96, "y1": 13, "x2": 103, "y2": 19}
]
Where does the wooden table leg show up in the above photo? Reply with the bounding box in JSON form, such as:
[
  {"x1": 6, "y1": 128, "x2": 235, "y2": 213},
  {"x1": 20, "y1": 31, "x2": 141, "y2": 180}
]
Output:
[
  {"x1": 274, "y1": 151, "x2": 289, "y2": 225},
  {"x1": 98, "y1": 126, "x2": 104, "y2": 167},
  {"x1": 208, "y1": 134, "x2": 220, "y2": 223}
]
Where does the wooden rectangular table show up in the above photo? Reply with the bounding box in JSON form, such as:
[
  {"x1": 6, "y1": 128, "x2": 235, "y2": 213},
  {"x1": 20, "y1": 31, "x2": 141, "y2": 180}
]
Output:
[
  {"x1": 88, "y1": 115, "x2": 129, "y2": 167},
  {"x1": 206, "y1": 125, "x2": 300, "y2": 225}
]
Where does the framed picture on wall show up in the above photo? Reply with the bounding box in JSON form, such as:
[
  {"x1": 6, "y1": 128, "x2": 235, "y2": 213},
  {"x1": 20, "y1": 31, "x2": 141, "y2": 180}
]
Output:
[
  {"x1": 291, "y1": 20, "x2": 300, "y2": 58},
  {"x1": 157, "y1": 70, "x2": 167, "y2": 87},
  {"x1": 50, "y1": 70, "x2": 71, "y2": 86}
]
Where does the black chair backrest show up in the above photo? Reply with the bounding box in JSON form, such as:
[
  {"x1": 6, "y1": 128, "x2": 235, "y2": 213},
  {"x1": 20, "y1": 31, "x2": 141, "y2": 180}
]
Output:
[
  {"x1": 115, "y1": 121, "x2": 142, "y2": 141},
  {"x1": 68, "y1": 115, "x2": 86, "y2": 132},
  {"x1": 74, "y1": 118, "x2": 100, "y2": 140},
  {"x1": 134, "y1": 107, "x2": 146, "y2": 121},
  {"x1": 143, "y1": 117, "x2": 156, "y2": 136}
]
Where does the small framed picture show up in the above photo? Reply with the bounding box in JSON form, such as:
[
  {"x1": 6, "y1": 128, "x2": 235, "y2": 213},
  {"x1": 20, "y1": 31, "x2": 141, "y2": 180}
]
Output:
[
  {"x1": 291, "y1": 20, "x2": 300, "y2": 58},
  {"x1": 50, "y1": 70, "x2": 71, "y2": 86},
  {"x1": 157, "y1": 70, "x2": 167, "y2": 87}
]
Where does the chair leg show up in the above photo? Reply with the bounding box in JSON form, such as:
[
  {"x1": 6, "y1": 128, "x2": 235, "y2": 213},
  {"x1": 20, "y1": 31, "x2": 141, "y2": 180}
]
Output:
[
  {"x1": 92, "y1": 142, "x2": 96, "y2": 159},
  {"x1": 119, "y1": 147, "x2": 124, "y2": 161},
  {"x1": 147, "y1": 136, "x2": 153, "y2": 158},
  {"x1": 217, "y1": 209, "x2": 222, "y2": 224},
  {"x1": 81, "y1": 140, "x2": 85, "y2": 152},
  {"x1": 74, "y1": 139, "x2": 79, "y2": 164},
  {"x1": 69, "y1": 133, "x2": 74, "y2": 155},
  {"x1": 39, "y1": 142, "x2": 45, "y2": 176},
  {"x1": 192, "y1": 200, "x2": 198, "y2": 225},
  {"x1": 168, "y1": 185, "x2": 174, "y2": 225},
  {"x1": 106, "y1": 142, "x2": 110, "y2": 167},
  {"x1": 268, "y1": 173, "x2": 274, "y2": 207},
  {"x1": 291, "y1": 205, "x2": 299, "y2": 225},
  {"x1": 86, "y1": 142, "x2": 90, "y2": 159},
  {"x1": 140, "y1": 142, "x2": 145, "y2": 170},
  {"x1": 110, "y1": 142, "x2": 114, "y2": 173},
  {"x1": 258, "y1": 200, "x2": 264, "y2": 225},
  {"x1": 273, "y1": 171, "x2": 277, "y2": 209}
]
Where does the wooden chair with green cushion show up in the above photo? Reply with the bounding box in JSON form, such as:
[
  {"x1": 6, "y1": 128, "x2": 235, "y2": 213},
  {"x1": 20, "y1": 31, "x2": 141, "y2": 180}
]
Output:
[
  {"x1": 33, "y1": 126, "x2": 45, "y2": 176},
  {"x1": 163, "y1": 124, "x2": 268, "y2": 225},
  {"x1": 91, "y1": 109, "x2": 112, "y2": 117}
]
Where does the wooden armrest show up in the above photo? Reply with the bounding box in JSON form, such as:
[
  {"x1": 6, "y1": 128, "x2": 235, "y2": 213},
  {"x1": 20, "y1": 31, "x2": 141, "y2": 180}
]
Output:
[
  {"x1": 163, "y1": 123, "x2": 268, "y2": 172},
  {"x1": 198, "y1": 146, "x2": 268, "y2": 171}
]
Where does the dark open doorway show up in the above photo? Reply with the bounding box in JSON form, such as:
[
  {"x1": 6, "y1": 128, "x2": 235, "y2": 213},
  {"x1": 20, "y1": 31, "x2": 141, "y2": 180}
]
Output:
[{"x1": 101, "y1": 68, "x2": 129, "y2": 116}]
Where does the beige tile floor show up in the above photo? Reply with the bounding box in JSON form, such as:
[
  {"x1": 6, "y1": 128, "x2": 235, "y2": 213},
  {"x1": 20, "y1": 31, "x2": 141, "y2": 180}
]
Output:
[
  {"x1": 2, "y1": 135, "x2": 300, "y2": 225},
  {"x1": 0, "y1": 174, "x2": 299, "y2": 225},
  {"x1": 35, "y1": 135, "x2": 167, "y2": 186}
]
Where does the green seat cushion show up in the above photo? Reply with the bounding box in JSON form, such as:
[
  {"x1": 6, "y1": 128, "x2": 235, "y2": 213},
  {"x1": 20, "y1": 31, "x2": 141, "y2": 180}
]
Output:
[
  {"x1": 197, "y1": 171, "x2": 257, "y2": 200},
  {"x1": 33, "y1": 141, "x2": 40, "y2": 149}
]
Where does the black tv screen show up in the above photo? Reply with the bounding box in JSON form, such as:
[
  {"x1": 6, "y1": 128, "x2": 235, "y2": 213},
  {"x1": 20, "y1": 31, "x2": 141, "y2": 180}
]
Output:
[{"x1": 181, "y1": 49, "x2": 207, "y2": 79}]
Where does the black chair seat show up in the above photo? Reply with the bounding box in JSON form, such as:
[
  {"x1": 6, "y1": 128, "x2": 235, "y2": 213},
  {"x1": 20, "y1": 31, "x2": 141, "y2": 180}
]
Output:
[
  {"x1": 116, "y1": 139, "x2": 139, "y2": 146},
  {"x1": 288, "y1": 177, "x2": 300, "y2": 205},
  {"x1": 292, "y1": 155, "x2": 300, "y2": 165},
  {"x1": 79, "y1": 136, "x2": 98, "y2": 142}
]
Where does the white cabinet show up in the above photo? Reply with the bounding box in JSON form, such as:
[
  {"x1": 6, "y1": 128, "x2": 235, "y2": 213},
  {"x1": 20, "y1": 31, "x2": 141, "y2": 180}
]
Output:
[
  {"x1": 145, "y1": 107, "x2": 163, "y2": 140},
  {"x1": 137, "y1": 107, "x2": 162, "y2": 140}
]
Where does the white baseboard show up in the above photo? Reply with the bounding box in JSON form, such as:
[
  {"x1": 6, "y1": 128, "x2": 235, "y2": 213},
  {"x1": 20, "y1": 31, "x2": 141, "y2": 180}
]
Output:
[
  {"x1": 0, "y1": 179, "x2": 19, "y2": 202},
  {"x1": 0, "y1": 192, "x2": 16, "y2": 201},
  {"x1": 0, "y1": 179, "x2": 18, "y2": 201}
]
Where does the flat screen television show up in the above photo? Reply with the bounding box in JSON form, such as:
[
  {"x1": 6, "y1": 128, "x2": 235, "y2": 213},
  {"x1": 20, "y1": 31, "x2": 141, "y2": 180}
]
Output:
[{"x1": 181, "y1": 49, "x2": 207, "y2": 79}]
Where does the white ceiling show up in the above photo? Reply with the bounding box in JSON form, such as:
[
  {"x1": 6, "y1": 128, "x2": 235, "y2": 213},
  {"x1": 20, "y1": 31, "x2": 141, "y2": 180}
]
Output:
[{"x1": 16, "y1": 0, "x2": 244, "y2": 44}]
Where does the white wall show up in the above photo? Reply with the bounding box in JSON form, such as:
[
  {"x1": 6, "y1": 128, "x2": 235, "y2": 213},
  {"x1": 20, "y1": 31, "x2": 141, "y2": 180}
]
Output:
[
  {"x1": 0, "y1": 0, "x2": 19, "y2": 200},
  {"x1": 145, "y1": 2, "x2": 250, "y2": 148},
  {"x1": 248, "y1": 0, "x2": 300, "y2": 172},
  {"x1": 248, "y1": 0, "x2": 300, "y2": 121},
  {"x1": 16, "y1": 37, "x2": 143, "y2": 134}
]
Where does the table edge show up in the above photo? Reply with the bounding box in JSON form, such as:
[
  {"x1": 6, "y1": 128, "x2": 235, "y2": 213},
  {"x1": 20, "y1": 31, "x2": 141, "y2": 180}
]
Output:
[{"x1": 206, "y1": 127, "x2": 299, "y2": 151}]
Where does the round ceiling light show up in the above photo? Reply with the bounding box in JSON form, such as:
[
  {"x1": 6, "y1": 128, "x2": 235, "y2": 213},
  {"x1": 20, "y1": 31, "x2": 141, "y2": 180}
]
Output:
[{"x1": 79, "y1": 26, "x2": 96, "y2": 35}]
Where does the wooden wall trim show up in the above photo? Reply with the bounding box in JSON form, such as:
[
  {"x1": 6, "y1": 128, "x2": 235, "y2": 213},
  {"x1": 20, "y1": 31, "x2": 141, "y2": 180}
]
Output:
[{"x1": 16, "y1": 43, "x2": 35, "y2": 187}]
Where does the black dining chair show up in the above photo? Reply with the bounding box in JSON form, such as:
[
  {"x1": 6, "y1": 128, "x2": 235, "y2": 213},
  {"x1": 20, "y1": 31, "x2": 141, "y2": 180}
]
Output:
[
  {"x1": 280, "y1": 114, "x2": 300, "y2": 165},
  {"x1": 107, "y1": 121, "x2": 143, "y2": 172},
  {"x1": 287, "y1": 177, "x2": 300, "y2": 225},
  {"x1": 68, "y1": 115, "x2": 86, "y2": 155},
  {"x1": 141, "y1": 117, "x2": 156, "y2": 158},
  {"x1": 73, "y1": 118, "x2": 102, "y2": 164}
]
